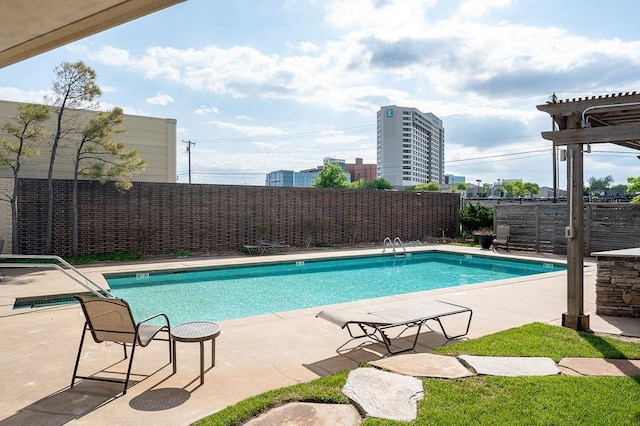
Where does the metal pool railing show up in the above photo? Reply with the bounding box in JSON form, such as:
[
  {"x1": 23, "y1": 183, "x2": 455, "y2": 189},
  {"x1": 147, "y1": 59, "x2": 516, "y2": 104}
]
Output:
[{"x1": 0, "y1": 254, "x2": 112, "y2": 298}]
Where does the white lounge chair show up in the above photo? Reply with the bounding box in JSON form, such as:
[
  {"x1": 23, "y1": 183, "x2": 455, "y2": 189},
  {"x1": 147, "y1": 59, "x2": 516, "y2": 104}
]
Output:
[{"x1": 317, "y1": 300, "x2": 472, "y2": 354}]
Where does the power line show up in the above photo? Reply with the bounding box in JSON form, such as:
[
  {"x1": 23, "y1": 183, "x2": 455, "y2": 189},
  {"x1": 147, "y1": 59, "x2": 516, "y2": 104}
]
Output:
[
  {"x1": 445, "y1": 149, "x2": 551, "y2": 164},
  {"x1": 189, "y1": 124, "x2": 375, "y2": 144}
]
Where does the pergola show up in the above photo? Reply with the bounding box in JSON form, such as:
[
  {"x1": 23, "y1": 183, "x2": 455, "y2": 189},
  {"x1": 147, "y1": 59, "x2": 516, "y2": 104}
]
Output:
[
  {"x1": 0, "y1": 0, "x2": 184, "y2": 68},
  {"x1": 537, "y1": 92, "x2": 640, "y2": 330}
]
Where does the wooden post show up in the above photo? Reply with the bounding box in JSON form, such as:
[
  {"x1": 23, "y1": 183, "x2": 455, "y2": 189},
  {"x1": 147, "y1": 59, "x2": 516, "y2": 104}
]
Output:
[{"x1": 562, "y1": 144, "x2": 590, "y2": 330}]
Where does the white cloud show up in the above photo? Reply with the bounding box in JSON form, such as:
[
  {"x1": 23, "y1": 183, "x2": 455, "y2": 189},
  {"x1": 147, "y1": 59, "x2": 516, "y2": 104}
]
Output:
[
  {"x1": 235, "y1": 115, "x2": 252, "y2": 121},
  {"x1": 458, "y1": 0, "x2": 513, "y2": 17},
  {"x1": 209, "y1": 120, "x2": 287, "y2": 137},
  {"x1": 145, "y1": 92, "x2": 174, "y2": 106},
  {"x1": 295, "y1": 41, "x2": 320, "y2": 53},
  {"x1": 92, "y1": 45, "x2": 131, "y2": 66},
  {"x1": 0, "y1": 87, "x2": 49, "y2": 103},
  {"x1": 194, "y1": 105, "x2": 219, "y2": 115}
]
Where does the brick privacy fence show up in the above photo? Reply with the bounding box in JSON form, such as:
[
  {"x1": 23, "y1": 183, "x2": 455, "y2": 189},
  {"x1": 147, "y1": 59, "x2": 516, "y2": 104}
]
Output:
[
  {"x1": 16, "y1": 178, "x2": 460, "y2": 257},
  {"x1": 494, "y1": 203, "x2": 640, "y2": 255}
]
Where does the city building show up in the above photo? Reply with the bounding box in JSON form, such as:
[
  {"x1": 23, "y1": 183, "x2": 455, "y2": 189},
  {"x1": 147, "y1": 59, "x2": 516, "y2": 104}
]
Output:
[
  {"x1": 444, "y1": 174, "x2": 466, "y2": 185},
  {"x1": 264, "y1": 169, "x2": 319, "y2": 187},
  {"x1": 377, "y1": 105, "x2": 445, "y2": 187},
  {"x1": 265, "y1": 157, "x2": 362, "y2": 187},
  {"x1": 0, "y1": 99, "x2": 177, "y2": 183},
  {"x1": 346, "y1": 158, "x2": 376, "y2": 182}
]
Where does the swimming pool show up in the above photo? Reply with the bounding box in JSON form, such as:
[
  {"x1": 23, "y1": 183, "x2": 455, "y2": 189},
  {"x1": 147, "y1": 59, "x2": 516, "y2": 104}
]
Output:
[{"x1": 106, "y1": 251, "x2": 564, "y2": 325}]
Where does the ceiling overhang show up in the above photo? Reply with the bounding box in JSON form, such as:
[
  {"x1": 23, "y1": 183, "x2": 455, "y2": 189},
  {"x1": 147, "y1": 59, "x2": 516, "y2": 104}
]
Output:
[{"x1": 0, "y1": 0, "x2": 185, "y2": 68}]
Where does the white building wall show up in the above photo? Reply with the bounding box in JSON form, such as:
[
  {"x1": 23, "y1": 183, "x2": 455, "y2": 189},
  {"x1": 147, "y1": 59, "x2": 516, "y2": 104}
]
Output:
[{"x1": 0, "y1": 100, "x2": 177, "y2": 183}]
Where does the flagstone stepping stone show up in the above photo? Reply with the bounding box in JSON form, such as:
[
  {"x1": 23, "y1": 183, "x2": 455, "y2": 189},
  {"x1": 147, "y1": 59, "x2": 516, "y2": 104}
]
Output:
[
  {"x1": 370, "y1": 353, "x2": 475, "y2": 378},
  {"x1": 342, "y1": 367, "x2": 423, "y2": 422},
  {"x1": 244, "y1": 402, "x2": 362, "y2": 425},
  {"x1": 558, "y1": 358, "x2": 640, "y2": 376},
  {"x1": 458, "y1": 355, "x2": 560, "y2": 376}
]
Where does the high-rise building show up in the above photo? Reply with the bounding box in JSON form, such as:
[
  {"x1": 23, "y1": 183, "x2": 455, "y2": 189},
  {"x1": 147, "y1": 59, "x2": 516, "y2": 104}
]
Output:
[{"x1": 377, "y1": 105, "x2": 444, "y2": 187}]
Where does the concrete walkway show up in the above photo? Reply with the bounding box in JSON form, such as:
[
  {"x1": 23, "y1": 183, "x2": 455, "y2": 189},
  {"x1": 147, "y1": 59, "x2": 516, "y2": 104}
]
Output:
[{"x1": 0, "y1": 245, "x2": 639, "y2": 425}]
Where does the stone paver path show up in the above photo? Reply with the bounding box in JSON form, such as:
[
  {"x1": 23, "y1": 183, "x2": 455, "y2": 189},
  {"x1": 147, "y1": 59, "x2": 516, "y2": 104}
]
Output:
[
  {"x1": 558, "y1": 357, "x2": 640, "y2": 376},
  {"x1": 458, "y1": 355, "x2": 561, "y2": 376},
  {"x1": 342, "y1": 367, "x2": 423, "y2": 422},
  {"x1": 370, "y1": 353, "x2": 474, "y2": 378},
  {"x1": 246, "y1": 354, "x2": 640, "y2": 424},
  {"x1": 243, "y1": 402, "x2": 362, "y2": 425}
]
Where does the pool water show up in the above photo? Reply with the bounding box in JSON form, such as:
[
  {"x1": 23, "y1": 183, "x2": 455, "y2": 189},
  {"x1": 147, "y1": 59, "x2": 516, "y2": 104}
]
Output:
[{"x1": 106, "y1": 252, "x2": 564, "y2": 325}]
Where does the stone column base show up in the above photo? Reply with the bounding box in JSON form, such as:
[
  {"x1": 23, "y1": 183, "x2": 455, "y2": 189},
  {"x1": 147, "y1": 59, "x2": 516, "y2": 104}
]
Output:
[{"x1": 562, "y1": 313, "x2": 590, "y2": 331}]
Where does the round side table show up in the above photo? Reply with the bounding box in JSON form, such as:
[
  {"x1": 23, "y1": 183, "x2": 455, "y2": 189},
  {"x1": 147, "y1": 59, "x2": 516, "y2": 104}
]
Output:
[{"x1": 171, "y1": 321, "x2": 221, "y2": 385}]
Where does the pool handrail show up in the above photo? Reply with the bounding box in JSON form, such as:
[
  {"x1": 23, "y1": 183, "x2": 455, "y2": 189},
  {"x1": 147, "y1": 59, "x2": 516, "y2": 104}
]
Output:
[
  {"x1": 382, "y1": 237, "x2": 407, "y2": 257},
  {"x1": 0, "y1": 254, "x2": 112, "y2": 298}
]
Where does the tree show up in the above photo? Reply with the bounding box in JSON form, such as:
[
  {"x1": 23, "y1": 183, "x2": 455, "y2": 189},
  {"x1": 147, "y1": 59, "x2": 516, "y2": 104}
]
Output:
[
  {"x1": 312, "y1": 162, "x2": 349, "y2": 188},
  {"x1": 0, "y1": 104, "x2": 50, "y2": 252},
  {"x1": 348, "y1": 177, "x2": 393, "y2": 190},
  {"x1": 586, "y1": 175, "x2": 614, "y2": 196},
  {"x1": 44, "y1": 60, "x2": 101, "y2": 254},
  {"x1": 523, "y1": 182, "x2": 540, "y2": 197},
  {"x1": 413, "y1": 182, "x2": 440, "y2": 191},
  {"x1": 502, "y1": 180, "x2": 526, "y2": 197},
  {"x1": 70, "y1": 107, "x2": 146, "y2": 256},
  {"x1": 456, "y1": 182, "x2": 468, "y2": 192},
  {"x1": 627, "y1": 177, "x2": 640, "y2": 203}
]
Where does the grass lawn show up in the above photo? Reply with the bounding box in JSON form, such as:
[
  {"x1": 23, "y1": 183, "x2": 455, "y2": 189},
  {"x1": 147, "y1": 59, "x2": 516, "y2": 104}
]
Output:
[{"x1": 194, "y1": 323, "x2": 640, "y2": 426}]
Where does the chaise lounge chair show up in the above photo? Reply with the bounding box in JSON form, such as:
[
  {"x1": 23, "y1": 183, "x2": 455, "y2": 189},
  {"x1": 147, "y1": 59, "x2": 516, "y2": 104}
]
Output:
[
  {"x1": 317, "y1": 300, "x2": 473, "y2": 354},
  {"x1": 243, "y1": 241, "x2": 290, "y2": 255},
  {"x1": 71, "y1": 295, "x2": 172, "y2": 395}
]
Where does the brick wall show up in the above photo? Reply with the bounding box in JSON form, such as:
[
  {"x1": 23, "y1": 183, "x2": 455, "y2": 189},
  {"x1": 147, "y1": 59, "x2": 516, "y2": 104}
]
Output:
[
  {"x1": 16, "y1": 178, "x2": 460, "y2": 257},
  {"x1": 595, "y1": 255, "x2": 640, "y2": 317}
]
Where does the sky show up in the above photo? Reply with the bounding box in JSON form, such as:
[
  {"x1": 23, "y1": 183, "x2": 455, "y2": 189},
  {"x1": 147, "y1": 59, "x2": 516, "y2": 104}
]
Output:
[{"x1": 1, "y1": 0, "x2": 640, "y2": 188}]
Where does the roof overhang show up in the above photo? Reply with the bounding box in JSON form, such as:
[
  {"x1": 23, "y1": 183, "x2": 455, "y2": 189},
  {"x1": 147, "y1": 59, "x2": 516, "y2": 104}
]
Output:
[{"x1": 0, "y1": 0, "x2": 185, "y2": 68}]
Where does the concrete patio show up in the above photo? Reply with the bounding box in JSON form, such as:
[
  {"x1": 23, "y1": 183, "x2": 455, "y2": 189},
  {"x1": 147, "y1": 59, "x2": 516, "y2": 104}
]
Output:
[{"x1": 1, "y1": 245, "x2": 639, "y2": 425}]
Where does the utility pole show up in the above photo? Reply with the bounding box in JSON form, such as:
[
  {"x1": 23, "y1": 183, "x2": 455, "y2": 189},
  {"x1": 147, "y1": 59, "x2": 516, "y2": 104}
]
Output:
[{"x1": 182, "y1": 140, "x2": 195, "y2": 184}]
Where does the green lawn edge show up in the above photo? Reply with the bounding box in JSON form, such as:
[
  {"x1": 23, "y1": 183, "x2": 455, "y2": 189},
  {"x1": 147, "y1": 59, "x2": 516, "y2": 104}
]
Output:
[{"x1": 194, "y1": 323, "x2": 640, "y2": 426}]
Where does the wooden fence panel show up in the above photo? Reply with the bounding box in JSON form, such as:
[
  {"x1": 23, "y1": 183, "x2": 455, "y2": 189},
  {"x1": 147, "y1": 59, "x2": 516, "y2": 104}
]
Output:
[{"x1": 495, "y1": 203, "x2": 640, "y2": 255}]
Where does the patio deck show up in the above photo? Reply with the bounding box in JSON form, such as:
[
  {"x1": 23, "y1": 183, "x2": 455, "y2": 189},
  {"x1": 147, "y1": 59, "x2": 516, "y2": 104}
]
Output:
[{"x1": 0, "y1": 245, "x2": 638, "y2": 425}]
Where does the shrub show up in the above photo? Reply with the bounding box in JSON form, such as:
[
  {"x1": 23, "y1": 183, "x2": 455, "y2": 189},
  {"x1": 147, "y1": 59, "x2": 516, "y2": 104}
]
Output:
[{"x1": 458, "y1": 203, "x2": 493, "y2": 235}]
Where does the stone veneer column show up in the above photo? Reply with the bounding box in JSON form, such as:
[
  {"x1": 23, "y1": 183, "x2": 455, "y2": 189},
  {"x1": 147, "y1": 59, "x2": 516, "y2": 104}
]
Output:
[{"x1": 594, "y1": 249, "x2": 640, "y2": 318}]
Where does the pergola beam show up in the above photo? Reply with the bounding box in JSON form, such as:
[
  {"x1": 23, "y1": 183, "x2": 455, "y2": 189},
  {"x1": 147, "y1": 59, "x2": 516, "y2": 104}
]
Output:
[
  {"x1": 541, "y1": 123, "x2": 640, "y2": 147},
  {"x1": 537, "y1": 92, "x2": 640, "y2": 116}
]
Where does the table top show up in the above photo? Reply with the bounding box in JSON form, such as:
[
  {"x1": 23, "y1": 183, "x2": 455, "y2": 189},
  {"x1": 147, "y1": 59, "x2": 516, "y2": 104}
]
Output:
[{"x1": 171, "y1": 321, "x2": 221, "y2": 342}]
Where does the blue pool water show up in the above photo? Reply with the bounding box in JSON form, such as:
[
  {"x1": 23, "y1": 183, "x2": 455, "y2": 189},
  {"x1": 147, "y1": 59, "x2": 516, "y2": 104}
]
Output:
[{"x1": 106, "y1": 252, "x2": 564, "y2": 325}]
